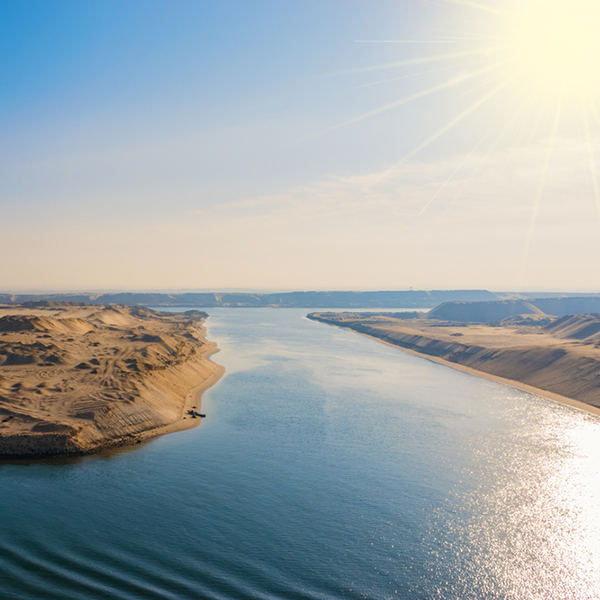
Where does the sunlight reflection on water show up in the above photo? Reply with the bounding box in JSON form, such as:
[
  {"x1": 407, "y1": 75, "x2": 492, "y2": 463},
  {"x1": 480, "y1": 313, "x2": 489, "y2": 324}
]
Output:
[
  {"x1": 0, "y1": 308, "x2": 599, "y2": 599},
  {"x1": 442, "y1": 405, "x2": 600, "y2": 599}
]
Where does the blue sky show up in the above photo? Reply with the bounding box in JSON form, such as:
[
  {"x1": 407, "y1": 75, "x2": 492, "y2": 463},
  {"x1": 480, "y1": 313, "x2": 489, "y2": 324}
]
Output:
[{"x1": 2, "y1": 0, "x2": 600, "y2": 291}]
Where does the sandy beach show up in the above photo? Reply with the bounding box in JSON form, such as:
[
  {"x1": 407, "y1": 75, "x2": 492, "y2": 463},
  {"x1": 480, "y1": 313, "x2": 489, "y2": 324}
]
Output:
[
  {"x1": 0, "y1": 303, "x2": 223, "y2": 457},
  {"x1": 308, "y1": 312, "x2": 600, "y2": 417}
]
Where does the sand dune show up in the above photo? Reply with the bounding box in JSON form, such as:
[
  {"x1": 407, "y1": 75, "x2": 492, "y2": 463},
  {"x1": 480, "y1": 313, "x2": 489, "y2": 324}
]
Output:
[
  {"x1": 543, "y1": 314, "x2": 600, "y2": 342},
  {"x1": 428, "y1": 297, "x2": 600, "y2": 322},
  {"x1": 0, "y1": 314, "x2": 96, "y2": 335},
  {"x1": 308, "y1": 312, "x2": 600, "y2": 412},
  {"x1": 0, "y1": 304, "x2": 223, "y2": 457}
]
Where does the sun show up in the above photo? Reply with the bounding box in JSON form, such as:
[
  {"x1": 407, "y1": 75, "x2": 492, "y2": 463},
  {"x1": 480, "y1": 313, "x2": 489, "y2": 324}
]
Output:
[
  {"x1": 332, "y1": 0, "x2": 600, "y2": 285},
  {"x1": 335, "y1": 0, "x2": 600, "y2": 151},
  {"x1": 506, "y1": 0, "x2": 600, "y2": 95}
]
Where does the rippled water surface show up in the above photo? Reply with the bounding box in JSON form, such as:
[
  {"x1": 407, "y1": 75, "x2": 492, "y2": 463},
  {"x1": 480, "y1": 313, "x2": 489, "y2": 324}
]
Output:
[{"x1": 1, "y1": 308, "x2": 600, "y2": 599}]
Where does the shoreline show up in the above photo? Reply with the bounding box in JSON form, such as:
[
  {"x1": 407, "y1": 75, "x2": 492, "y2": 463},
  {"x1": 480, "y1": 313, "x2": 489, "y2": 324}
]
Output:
[
  {"x1": 0, "y1": 305, "x2": 225, "y2": 458},
  {"x1": 0, "y1": 352, "x2": 225, "y2": 460},
  {"x1": 134, "y1": 345, "x2": 225, "y2": 443},
  {"x1": 319, "y1": 321, "x2": 600, "y2": 419}
]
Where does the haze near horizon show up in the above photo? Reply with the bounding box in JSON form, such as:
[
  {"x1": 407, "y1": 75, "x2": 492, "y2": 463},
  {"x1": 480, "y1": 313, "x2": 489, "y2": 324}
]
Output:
[{"x1": 2, "y1": 0, "x2": 600, "y2": 292}]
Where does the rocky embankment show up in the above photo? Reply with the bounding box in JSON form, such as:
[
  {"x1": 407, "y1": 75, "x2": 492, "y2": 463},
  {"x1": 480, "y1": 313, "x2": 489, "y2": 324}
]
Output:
[
  {"x1": 0, "y1": 304, "x2": 223, "y2": 457},
  {"x1": 308, "y1": 312, "x2": 600, "y2": 409}
]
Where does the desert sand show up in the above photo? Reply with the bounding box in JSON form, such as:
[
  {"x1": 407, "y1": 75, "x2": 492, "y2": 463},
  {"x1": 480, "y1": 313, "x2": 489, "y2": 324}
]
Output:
[
  {"x1": 428, "y1": 296, "x2": 600, "y2": 322},
  {"x1": 308, "y1": 312, "x2": 600, "y2": 416},
  {"x1": 0, "y1": 303, "x2": 223, "y2": 457}
]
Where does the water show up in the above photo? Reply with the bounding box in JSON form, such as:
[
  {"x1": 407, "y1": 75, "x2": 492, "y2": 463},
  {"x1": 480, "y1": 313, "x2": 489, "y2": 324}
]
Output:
[{"x1": 1, "y1": 308, "x2": 600, "y2": 599}]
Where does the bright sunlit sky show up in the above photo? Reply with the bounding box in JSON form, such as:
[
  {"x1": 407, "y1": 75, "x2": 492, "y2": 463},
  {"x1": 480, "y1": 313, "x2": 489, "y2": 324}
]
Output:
[{"x1": 2, "y1": 0, "x2": 600, "y2": 292}]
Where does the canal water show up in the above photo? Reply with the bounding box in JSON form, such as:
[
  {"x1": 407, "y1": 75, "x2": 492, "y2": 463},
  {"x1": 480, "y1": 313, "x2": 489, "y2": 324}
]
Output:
[{"x1": 1, "y1": 308, "x2": 599, "y2": 599}]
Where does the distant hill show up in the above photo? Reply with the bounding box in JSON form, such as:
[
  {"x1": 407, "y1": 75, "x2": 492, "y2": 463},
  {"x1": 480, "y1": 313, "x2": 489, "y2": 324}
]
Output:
[
  {"x1": 2, "y1": 290, "x2": 599, "y2": 310},
  {"x1": 531, "y1": 297, "x2": 600, "y2": 316},
  {"x1": 428, "y1": 297, "x2": 600, "y2": 322},
  {"x1": 0, "y1": 290, "x2": 500, "y2": 309}
]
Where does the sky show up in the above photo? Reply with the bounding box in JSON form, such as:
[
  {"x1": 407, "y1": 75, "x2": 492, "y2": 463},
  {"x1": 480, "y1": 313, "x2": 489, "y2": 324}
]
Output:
[{"x1": 2, "y1": 0, "x2": 600, "y2": 292}]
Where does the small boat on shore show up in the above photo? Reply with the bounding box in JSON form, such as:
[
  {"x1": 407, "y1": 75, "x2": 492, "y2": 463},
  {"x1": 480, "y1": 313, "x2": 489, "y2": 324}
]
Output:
[{"x1": 187, "y1": 410, "x2": 206, "y2": 418}]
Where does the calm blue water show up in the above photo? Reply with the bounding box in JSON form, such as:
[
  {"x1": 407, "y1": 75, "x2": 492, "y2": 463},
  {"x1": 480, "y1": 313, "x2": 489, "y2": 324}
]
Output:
[{"x1": 1, "y1": 308, "x2": 600, "y2": 599}]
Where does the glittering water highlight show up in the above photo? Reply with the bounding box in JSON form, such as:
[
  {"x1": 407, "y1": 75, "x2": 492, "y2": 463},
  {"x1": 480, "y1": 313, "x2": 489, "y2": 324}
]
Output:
[{"x1": 1, "y1": 308, "x2": 599, "y2": 599}]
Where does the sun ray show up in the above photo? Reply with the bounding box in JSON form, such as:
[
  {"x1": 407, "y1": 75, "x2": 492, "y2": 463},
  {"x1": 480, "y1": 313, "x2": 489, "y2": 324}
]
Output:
[
  {"x1": 431, "y1": 27, "x2": 507, "y2": 43},
  {"x1": 419, "y1": 131, "x2": 490, "y2": 215},
  {"x1": 459, "y1": 90, "x2": 540, "y2": 187},
  {"x1": 330, "y1": 47, "x2": 503, "y2": 77},
  {"x1": 334, "y1": 0, "x2": 600, "y2": 281},
  {"x1": 403, "y1": 73, "x2": 518, "y2": 161},
  {"x1": 318, "y1": 62, "x2": 509, "y2": 137},
  {"x1": 435, "y1": 91, "x2": 543, "y2": 217},
  {"x1": 499, "y1": 101, "x2": 536, "y2": 148},
  {"x1": 589, "y1": 100, "x2": 600, "y2": 131},
  {"x1": 427, "y1": 34, "x2": 504, "y2": 41},
  {"x1": 448, "y1": 104, "x2": 526, "y2": 187},
  {"x1": 439, "y1": 0, "x2": 505, "y2": 17},
  {"x1": 455, "y1": 67, "x2": 512, "y2": 100},
  {"x1": 522, "y1": 96, "x2": 555, "y2": 149},
  {"x1": 354, "y1": 40, "x2": 456, "y2": 44},
  {"x1": 504, "y1": 91, "x2": 546, "y2": 149},
  {"x1": 369, "y1": 72, "x2": 518, "y2": 187},
  {"x1": 582, "y1": 100, "x2": 600, "y2": 224},
  {"x1": 519, "y1": 95, "x2": 564, "y2": 288},
  {"x1": 576, "y1": 115, "x2": 590, "y2": 187},
  {"x1": 415, "y1": 82, "x2": 540, "y2": 208},
  {"x1": 353, "y1": 66, "x2": 453, "y2": 89}
]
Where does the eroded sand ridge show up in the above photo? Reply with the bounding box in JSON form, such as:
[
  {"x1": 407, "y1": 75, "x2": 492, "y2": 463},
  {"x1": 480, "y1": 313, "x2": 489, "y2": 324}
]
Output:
[
  {"x1": 309, "y1": 312, "x2": 600, "y2": 412},
  {"x1": 0, "y1": 304, "x2": 223, "y2": 456}
]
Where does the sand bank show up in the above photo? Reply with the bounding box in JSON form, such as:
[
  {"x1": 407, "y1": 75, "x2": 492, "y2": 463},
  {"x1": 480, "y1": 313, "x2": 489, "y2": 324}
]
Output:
[
  {"x1": 0, "y1": 304, "x2": 224, "y2": 457},
  {"x1": 308, "y1": 312, "x2": 600, "y2": 418}
]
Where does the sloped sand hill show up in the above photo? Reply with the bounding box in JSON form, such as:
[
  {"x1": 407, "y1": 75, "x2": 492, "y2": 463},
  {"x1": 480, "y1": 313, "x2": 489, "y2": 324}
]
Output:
[
  {"x1": 308, "y1": 312, "x2": 600, "y2": 412},
  {"x1": 0, "y1": 304, "x2": 223, "y2": 457},
  {"x1": 428, "y1": 297, "x2": 600, "y2": 322}
]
